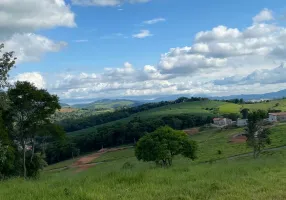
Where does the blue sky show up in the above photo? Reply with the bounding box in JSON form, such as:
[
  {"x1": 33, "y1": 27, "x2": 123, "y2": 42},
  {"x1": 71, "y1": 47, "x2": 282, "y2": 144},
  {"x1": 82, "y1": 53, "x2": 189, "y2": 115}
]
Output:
[{"x1": 2, "y1": 0, "x2": 286, "y2": 101}]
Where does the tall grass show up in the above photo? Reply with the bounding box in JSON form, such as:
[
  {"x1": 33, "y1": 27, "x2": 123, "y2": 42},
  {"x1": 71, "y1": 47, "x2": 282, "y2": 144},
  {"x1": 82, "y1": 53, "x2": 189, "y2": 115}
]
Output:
[{"x1": 1, "y1": 150, "x2": 286, "y2": 200}]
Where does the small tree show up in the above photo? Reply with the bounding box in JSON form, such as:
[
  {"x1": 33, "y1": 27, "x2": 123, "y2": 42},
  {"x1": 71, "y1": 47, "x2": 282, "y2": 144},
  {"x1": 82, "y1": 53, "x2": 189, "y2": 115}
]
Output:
[
  {"x1": 240, "y1": 108, "x2": 250, "y2": 119},
  {"x1": 135, "y1": 126, "x2": 197, "y2": 167},
  {"x1": 245, "y1": 110, "x2": 271, "y2": 158}
]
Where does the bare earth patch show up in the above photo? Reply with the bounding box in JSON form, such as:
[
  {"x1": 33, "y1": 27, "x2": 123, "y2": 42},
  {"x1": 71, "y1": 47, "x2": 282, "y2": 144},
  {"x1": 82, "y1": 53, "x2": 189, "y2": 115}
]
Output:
[{"x1": 71, "y1": 147, "x2": 132, "y2": 172}]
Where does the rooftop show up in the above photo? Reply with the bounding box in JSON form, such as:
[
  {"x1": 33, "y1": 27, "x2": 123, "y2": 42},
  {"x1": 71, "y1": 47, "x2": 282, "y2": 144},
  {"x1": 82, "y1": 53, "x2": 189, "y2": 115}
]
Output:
[{"x1": 269, "y1": 112, "x2": 286, "y2": 116}]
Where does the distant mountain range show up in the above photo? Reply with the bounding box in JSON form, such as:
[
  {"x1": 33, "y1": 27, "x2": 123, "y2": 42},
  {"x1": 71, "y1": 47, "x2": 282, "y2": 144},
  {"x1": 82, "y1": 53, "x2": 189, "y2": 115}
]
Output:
[
  {"x1": 210, "y1": 89, "x2": 286, "y2": 101},
  {"x1": 60, "y1": 89, "x2": 286, "y2": 108}
]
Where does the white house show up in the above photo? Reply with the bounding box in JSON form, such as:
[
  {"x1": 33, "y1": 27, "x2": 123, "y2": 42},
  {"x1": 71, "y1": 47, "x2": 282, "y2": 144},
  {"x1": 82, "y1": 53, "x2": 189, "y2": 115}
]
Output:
[
  {"x1": 213, "y1": 118, "x2": 232, "y2": 127},
  {"x1": 269, "y1": 112, "x2": 286, "y2": 122},
  {"x1": 237, "y1": 119, "x2": 248, "y2": 127}
]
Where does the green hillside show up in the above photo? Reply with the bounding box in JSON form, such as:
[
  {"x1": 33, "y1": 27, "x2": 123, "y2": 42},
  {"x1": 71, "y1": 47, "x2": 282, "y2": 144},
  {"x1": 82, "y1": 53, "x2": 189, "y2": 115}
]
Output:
[
  {"x1": 72, "y1": 99, "x2": 141, "y2": 110},
  {"x1": 219, "y1": 99, "x2": 286, "y2": 114},
  {"x1": 2, "y1": 124, "x2": 286, "y2": 200},
  {"x1": 69, "y1": 100, "x2": 232, "y2": 135}
]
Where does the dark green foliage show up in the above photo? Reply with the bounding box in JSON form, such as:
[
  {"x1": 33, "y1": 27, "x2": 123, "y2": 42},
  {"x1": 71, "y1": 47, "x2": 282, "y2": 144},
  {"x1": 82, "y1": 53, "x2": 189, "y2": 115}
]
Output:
[
  {"x1": 26, "y1": 153, "x2": 47, "y2": 178},
  {"x1": 121, "y1": 161, "x2": 134, "y2": 170},
  {"x1": 222, "y1": 113, "x2": 240, "y2": 121},
  {"x1": 6, "y1": 81, "x2": 61, "y2": 178},
  {"x1": 246, "y1": 110, "x2": 271, "y2": 158},
  {"x1": 135, "y1": 126, "x2": 197, "y2": 167},
  {"x1": 240, "y1": 108, "x2": 250, "y2": 119}
]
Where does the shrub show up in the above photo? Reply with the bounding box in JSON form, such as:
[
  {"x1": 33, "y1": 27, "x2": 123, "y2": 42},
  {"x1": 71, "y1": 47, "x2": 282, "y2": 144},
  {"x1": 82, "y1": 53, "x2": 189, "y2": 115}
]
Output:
[{"x1": 121, "y1": 161, "x2": 134, "y2": 170}]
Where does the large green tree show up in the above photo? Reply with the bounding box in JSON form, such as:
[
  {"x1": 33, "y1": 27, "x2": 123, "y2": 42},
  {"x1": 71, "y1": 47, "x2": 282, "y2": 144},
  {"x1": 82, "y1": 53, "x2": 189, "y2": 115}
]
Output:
[
  {"x1": 7, "y1": 81, "x2": 61, "y2": 178},
  {"x1": 135, "y1": 126, "x2": 197, "y2": 167}
]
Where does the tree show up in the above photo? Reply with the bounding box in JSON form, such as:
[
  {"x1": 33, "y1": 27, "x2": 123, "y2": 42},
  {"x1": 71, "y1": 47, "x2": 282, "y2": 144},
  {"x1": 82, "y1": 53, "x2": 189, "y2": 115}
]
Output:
[
  {"x1": 0, "y1": 44, "x2": 17, "y2": 89},
  {"x1": 240, "y1": 108, "x2": 250, "y2": 119},
  {"x1": 245, "y1": 110, "x2": 271, "y2": 158},
  {"x1": 135, "y1": 126, "x2": 197, "y2": 167},
  {"x1": 7, "y1": 81, "x2": 60, "y2": 178}
]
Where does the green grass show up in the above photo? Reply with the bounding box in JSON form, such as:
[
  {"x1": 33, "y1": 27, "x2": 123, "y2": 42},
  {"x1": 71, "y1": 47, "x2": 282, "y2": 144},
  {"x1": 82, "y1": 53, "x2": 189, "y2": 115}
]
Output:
[
  {"x1": 94, "y1": 148, "x2": 135, "y2": 163},
  {"x1": 44, "y1": 158, "x2": 77, "y2": 171},
  {"x1": 2, "y1": 150, "x2": 286, "y2": 200},
  {"x1": 2, "y1": 124, "x2": 286, "y2": 199},
  {"x1": 219, "y1": 103, "x2": 242, "y2": 113},
  {"x1": 219, "y1": 99, "x2": 286, "y2": 114}
]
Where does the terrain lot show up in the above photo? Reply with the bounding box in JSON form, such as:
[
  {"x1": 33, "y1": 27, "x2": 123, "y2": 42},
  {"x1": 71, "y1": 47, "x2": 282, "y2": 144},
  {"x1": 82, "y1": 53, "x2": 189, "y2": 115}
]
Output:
[{"x1": 1, "y1": 123, "x2": 284, "y2": 200}]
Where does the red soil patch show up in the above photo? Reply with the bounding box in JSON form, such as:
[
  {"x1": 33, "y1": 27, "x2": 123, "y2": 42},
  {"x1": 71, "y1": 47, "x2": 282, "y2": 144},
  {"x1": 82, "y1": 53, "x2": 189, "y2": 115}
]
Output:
[
  {"x1": 71, "y1": 146, "x2": 132, "y2": 172},
  {"x1": 229, "y1": 134, "x2": 247, "y2": 143},
  {"x1": 184, "y1": 128, "x2": 199, "y2": 135}
]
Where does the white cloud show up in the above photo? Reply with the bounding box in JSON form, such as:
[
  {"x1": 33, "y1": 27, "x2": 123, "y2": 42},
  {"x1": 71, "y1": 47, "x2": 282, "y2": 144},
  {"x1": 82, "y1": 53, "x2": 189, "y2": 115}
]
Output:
[
  {"x1": 143, "y1": 18, "x2": 166, "y2": 25},
  {"x1": 132, "y1": 30, "x2": 152, "y2": 39},
  {"x1": 72, "y1": 0, "x2": 151, "y2": 6},
  {"x1": 253, "y1": 8, "x2": 274, "y2": 23},
  {"x1": 0, "y1": 0, "x2": 76, "y2": 63},
  {"x1": 12, "y1": 72, "x2": 46, "y2": 88},
  {"x1": 0, "y1": 0, "x2": 76, "y2": 39},
  {"x1": 2, "y1": 33, "x2": 67, "y2": 63},
  {"x1": 13, "y1": 8, "x2": 286, "y2": 100}
]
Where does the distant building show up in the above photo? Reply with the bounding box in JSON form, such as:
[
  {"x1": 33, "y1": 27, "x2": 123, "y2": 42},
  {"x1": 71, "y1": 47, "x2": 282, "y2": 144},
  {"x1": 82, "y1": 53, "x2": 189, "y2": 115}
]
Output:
[
  {"x1": 237, "y1": 119, "x2": 248, "y2": 127},
  {"x1": 213, "y1": 118, "x2": 232, "y2": 127},
  {"x1": 268, "y1": 112, "x2": 286, "y2": 122}
]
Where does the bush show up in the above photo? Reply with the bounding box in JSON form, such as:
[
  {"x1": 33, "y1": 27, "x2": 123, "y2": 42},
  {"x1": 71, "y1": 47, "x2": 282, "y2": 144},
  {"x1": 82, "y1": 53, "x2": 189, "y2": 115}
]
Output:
[
  {"x1": 121, "y1": 161, "x2": 134, "y2": 170},
  {"x1": 26, "y1": 153, "x2": 47, "y2": 178},
  {"x1": 135, "y1": 126, "x2": 197, "y2": 167}
]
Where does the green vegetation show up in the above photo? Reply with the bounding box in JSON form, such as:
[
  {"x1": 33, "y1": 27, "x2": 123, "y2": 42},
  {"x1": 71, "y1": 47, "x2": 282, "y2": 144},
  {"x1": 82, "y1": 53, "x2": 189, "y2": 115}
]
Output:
[
  {"x1": 2, "y1": 123, "x2": 286, "y2": 199},
  {"x1": 73, "y1": 99, "x2": 141, "y2": 110},
  {"x1": 135, "y1": 126, "x2": 197, "y2": 166}
]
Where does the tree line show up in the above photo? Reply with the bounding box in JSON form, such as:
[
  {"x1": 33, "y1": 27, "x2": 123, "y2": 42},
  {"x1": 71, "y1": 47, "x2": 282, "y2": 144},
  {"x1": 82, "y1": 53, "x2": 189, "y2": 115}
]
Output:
[{"x1": 57, "y1": 97, "x2": 209, "y2": 132}]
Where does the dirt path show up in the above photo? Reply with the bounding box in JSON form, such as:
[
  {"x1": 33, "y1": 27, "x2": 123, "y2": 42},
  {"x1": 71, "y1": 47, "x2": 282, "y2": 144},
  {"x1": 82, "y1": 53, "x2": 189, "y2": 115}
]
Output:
[{"x1": 70, "y1": 146, "x2": 133, "y2": 172}]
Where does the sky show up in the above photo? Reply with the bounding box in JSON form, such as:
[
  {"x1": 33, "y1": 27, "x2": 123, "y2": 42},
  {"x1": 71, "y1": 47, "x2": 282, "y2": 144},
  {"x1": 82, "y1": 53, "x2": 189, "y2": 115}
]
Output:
[{"x1": 2, "y1": 0, "x2": 286, "y2": 102}]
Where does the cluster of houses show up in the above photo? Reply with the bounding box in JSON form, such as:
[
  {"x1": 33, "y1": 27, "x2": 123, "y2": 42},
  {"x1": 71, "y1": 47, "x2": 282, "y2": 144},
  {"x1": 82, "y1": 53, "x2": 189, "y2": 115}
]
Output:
[{"x1": 212, "y1": 112, "x2": 286, "y2": 127}]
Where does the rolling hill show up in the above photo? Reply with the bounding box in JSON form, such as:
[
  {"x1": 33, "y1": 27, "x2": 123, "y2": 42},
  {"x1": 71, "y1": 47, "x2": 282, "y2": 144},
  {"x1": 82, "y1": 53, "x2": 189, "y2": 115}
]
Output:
[{"x1": 72, "y1": 99, "x2": 143, "y2": 109}]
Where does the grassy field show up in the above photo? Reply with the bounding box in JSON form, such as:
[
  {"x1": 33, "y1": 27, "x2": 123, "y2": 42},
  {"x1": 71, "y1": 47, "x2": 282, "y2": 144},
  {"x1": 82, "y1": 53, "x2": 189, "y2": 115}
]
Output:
[
  {"x1": 2, "y1": 124, "x2": 286, "y2": 199},
  {"x1": 73, "y1": 100, "x2": 139, "y2": 110},
  {"x1": 2, "y1": 148, "x2": 286, "y2": 199},
  {"x1": 219, "y1": 99, "x2": 286, "y2": 114}
]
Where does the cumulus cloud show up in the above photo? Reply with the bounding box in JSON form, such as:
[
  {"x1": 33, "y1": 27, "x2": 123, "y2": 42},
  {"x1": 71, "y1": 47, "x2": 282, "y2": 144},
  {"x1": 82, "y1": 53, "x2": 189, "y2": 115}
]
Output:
[
  {"x1": 72, "y1": 0, "x2": 151, "y2": 6},
  {"x1": 143, "y1": 18, "x2": 166, "y2": 25},
  {"x1": 0, "y1": 0, "x2": 76, "y2": 63},
  {"x1": 2, "y1": 33, "x2": 67, "y2": 63},
  {"x1": 214, "y1": 64, "x2": 286, "y2": 85},
  {"x1": 132, "y1": 30, "x2": 152, "y2": 39},
  {"x1": 12, "y1": 72, "x2": 46, "y2": 88},
  {"x1": 13, "y1": 8, "x2": 286, "y2": 100},
  {"x1": 0, "y1": 0, "x2": 76, "y2": 39},
  {"x1": 253, "y1": 8, "x2": 274, "y2": 23}
]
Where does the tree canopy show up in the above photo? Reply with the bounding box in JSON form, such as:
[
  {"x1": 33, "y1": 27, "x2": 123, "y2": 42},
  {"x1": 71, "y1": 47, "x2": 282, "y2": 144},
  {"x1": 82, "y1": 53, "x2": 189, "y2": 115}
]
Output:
[{"x1": 135, "y1": 126, "x2": 197, "y2": 167}]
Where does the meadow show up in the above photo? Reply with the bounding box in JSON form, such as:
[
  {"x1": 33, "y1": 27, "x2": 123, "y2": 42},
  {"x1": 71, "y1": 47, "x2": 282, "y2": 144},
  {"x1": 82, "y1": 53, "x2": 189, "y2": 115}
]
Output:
[{"x1": 2, "y1": 123, "x2": 284, "y2": 200}]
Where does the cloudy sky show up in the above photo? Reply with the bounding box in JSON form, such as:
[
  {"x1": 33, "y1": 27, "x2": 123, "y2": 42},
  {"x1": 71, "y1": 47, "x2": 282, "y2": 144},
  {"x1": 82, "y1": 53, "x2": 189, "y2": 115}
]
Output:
[{"x1": 2, "y1": 0, "x2": 286, "y2": 101}]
